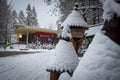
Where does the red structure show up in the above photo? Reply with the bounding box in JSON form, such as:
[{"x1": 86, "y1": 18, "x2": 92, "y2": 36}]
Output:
[{"x1": 34, "y1": 32, "x2": 56, "y2": 38}]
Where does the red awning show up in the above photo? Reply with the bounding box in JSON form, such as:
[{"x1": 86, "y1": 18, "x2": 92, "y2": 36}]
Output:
[{"x1": 34, "y1": 32, "x2": 56, "y2": 38}]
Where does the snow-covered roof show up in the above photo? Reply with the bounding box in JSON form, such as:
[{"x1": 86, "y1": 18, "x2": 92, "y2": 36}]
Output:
[
  {"x1": 62, "y1": 10, "x2": 88, "y2": 28},
  {"x1": 71, "y1": 32, "x2": 120, "y2": 80},
  {"x1": 103, "y1": 0, "x2": 120, "y2": 21},
  {"x1": 85, "y1": 25, "x2": 103, "y2": 37},
  {"x1": 47, "y1": 40, "x2": 79, "y2": 73}
]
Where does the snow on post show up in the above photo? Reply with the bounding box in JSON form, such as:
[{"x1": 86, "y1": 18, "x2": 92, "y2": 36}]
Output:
[
  {"x1": 61, "y1": 9, "x2": 88, "y2": 53},
  {"x1": 47, "y1": 40, "x2": 79, "y2": 74},
  {"x1": 61, "y1": 25, "x2": 72, "y2": 40},
  {"x1": 62, "y1": 10, "x2": 88, "y2": 28},
  {"x1": 46, "y1": 4, "x2": 88, "y2": 80},
  {"x1": 103, "y1": 0, "x2": 120, "y2": 21},
  {"x1": 103, "y1": 0, "x2": 120, "y2": 45},
  {"x1": 61, "y1": 7, "x2": 89, "y2": 39}
]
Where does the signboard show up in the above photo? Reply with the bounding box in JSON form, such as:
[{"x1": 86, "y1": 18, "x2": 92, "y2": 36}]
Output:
[
  {"x1": 70, "y1": 29, "x2": 85, "y2": 38},
  {"x1": 34, "y1": 32, "x2": 56, "y2": 38}
]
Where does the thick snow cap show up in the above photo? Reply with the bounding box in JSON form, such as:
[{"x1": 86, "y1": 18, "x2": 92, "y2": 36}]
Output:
[
  {"x1": 103, "y1": 0, "x2": 120, "y2": 21},
  {"x1": 62, "y1": 10, "x2": 88, "y2": 28},
  {"x1": 47, "y1": 40, "x2": 79, "y2": 73},
  {"x1": 71, "y1": 32, "x2": 120, "y2": 80},
  {"x1": 61, "y1": 10, "x2": 88, "y2": 39}
]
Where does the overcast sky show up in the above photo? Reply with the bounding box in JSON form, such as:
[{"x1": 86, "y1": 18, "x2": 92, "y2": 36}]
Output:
[{"x1": 9, "y1": 0, "x2": 59, "y2": 29}]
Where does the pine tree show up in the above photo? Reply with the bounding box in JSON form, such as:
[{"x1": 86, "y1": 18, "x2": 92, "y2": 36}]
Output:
[
  {"x1": 26, "y1": 3, "x2": 32, "y2": 26},
  {"x1": 12, "y1": 10, "x2": 18, "y2": 25},
  {"x1": 25, "y1": 4, "x2": 38, "y2": 27},
  {"x1": 10, "y1": 10, "x2": 18, "y2": 37},
  {"x1": 0, "y1": 0, "x2": 12, "y2": 42},
  {"x1": 18, "y1": 10, "x2": 25, "y2": 25},
  {"x1": 32, "y1": 6, "x2": 38, "y2": 27}
]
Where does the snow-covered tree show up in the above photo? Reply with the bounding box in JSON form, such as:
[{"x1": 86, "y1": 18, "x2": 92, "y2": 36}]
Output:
[
  {"x1": 25, "y1": 4, "x2": 38, "y2": 27},
  {"x1": 0, "y1": 0, "x2": 12, "y2": 42},
  {"x1": 31, "y1": 6, "x2": 38, "y2": 27},
  {"x1": 25, "y1": 3, "x2": 33, "y2": 26},
  {"x1": 10, "y1": 9, "x2": 18, "y2": 37},
  {"x1": 18, "y1": 10, "x2": 25, "y2": 25},
  {"x1": 12, "y1": 10, "x2": 18, "y2": 25},
  {"x1": 44, "y1": 0, "x2": 103, "y2": 25}
]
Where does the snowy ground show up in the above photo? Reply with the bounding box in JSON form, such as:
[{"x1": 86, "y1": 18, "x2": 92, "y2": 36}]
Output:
[{"x1": 0, "y1": 50, "x2": 71, "y2": 80}]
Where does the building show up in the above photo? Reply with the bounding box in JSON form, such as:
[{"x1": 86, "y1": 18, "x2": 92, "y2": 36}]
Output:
[{"x1": 15, "y1": 25, "x2": 58, "y2": 45}]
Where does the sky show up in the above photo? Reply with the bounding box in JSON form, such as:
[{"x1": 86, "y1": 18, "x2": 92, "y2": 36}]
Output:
[{"x1": 9, "y1": 0, "x2": 59, "y2": 29}]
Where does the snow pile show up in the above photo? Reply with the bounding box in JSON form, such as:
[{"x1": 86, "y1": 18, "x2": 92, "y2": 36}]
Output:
[
  {"x1": 59, "y1": 72, "x2": 71, "y2": 80},
  {"x1": 0, "y1": 44, "x2": 29, "y2": 51},
  {"x1": 62, "y1": 10, "x2": 88, "y2": 28},
  {"x1": 6, "y1": 44, "x2": 28, "y2": 50},
  {"x1": 85, "y1": 25, "x2": 103, "y2": 36},
  {"x1": 71, "y1": 32, "x2": 120, "y2": 80},
  {"x1": 47, "y1": 40, "x2": 79, "y2": 73},
  {"x1": 62, "y1": 25, "x2": 72, "y2": 39},
  {"x1": 103, "y1": 0, "x2": 120, "y2": 21}
]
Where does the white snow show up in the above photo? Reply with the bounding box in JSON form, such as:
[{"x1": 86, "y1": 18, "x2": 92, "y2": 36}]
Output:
[
  {"x1": 47, "y1": 40, "x2": 79, "y2": 73},
  {"x1": 0, "y1": 51, "x2": 51, "y2": 80},
  {"x1": 0, "y1": 44, "x2": 54, "y2": 53},
  {"x1": 85, "y1": 25, "x2": 103, "y2": 36},
  {"x1": 62, "y1": 10, "x2": 88, "y2": 28},
  {"x1": 59, "y1": 72, "x2": 71, "y2": 80},
  {"x1": 0, "y1": 44, "x2": 30, "y2": 52},
  {"x1": 62, "y1": 25, "x2": 72, "y2": 39},
  {"x1": 103, "y1": 0, "x2": 120, "y2": 21},
  {"x1": 0, "y1": 50, "x2": 72, "y2": 80},
  {"x1": 71, "y1": 32, "x2": 120, "y2": 80}
]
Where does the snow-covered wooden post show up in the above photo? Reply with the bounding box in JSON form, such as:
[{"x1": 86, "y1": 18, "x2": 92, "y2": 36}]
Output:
[
  {"x1": 46, "y1": 3, "x2": 88, "y2": 80},
  {"x1": 62, "y1": 5, "x2": 88, "y2": 53},
  {"x1": 46, "y1": 33, "x2": 79, "y2": 80},
  {"x1": 103, "y1": 0, "x2": 120, "y2": 45}
]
